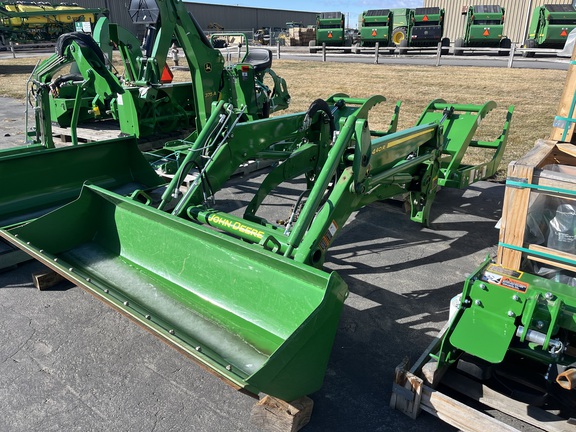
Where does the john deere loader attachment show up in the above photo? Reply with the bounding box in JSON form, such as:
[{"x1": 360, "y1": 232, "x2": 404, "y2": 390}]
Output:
[
  {"x1": 0, "y1": 184, "x2": 348, "y2": 401},
  {"x1": 0, "y1": 94, "x2": 512, "y2": 401}
]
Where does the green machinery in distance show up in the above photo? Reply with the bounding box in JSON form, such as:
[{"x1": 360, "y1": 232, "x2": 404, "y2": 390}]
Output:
[
  {"x1": 453, "y1": 5, "x2": 511, "y2": 56},
  {"x1": 359, "y1": 9, "x2": 393, "y2": 49},
  {"x1": 409, "y1": 7, "x2": 449, "y2": 52},
  {"x1": 524, "y1": 4, "x2": 576, "y2": 57},
  {"x1": 0, "y1": 2, "x2": 101, "y2": 44},
  {"x1": 392, "y1": 7, "x2": 449, "y2": 53},
  {"x1": 309, "y1": 11, "x2": 353, "y2": 53},
  {"x1": 27, "y1": 0, "x2": 289, "y2": 144},
  {"x1": 389, "y1": 8, "x2": 411, "y2": 46},
  {"x1": 0, "y1": 91, "x2": 513, "y2": 401},
  {"x1": 358, "y1": 8, "x2": 449, "y2": 53}
]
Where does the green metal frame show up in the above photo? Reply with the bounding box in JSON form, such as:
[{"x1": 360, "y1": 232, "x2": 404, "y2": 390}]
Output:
[
  {"x1": 434, "y1": 257, "x2": 576, "y2": 375},
  {"x1": 416, "y1": 99, "x2": 514, "y2": 188}
]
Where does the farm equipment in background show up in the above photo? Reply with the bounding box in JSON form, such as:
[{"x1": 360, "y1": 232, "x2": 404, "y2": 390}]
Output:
[
  {"x1": 309, "y1": 12, "x2": 352, "y2": 53},
  {"x1": 359, "y1": 9, "x2": 393, "y2": 49},
  {"x1": 0, "y1": 2, "x2": 101, "y2": 45},
  {"x1": 409, "y1": 7, "x2": 449, "y2": 52},
  {"x1": 0, "y1": 90, "x2": 513, "y2": 400},
  {"x1": 25, "y1": 0, "x2": 289, "y2": 144},
  {"x1": 389, "y1": 8, "x2": 411, "y2": 46},
  {"x1": 254, "y1": 27, "x2": 271, "y2": 45},
  {"x1": 389, "y1": 7, "x2": 449, "y2": 54},
  {"x1": 453, "y1": 5, "x2": 511, "y2": 56},
  {"x1": 524, "y1": 4, "x2": 576, "y2": 57}
]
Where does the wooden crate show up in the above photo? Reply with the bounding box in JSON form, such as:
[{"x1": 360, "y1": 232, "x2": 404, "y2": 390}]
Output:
[{"x1": 497, "y1": 139, "x2": 576, "y2": 272}]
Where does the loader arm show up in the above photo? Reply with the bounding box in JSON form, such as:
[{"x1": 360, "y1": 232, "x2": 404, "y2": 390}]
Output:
[
  {"x1": 182, "y1": 98, "x2": 512, "y2": 268},
  {"x1": 0, "y1": 94, "x2": 513, "y2": 403}
]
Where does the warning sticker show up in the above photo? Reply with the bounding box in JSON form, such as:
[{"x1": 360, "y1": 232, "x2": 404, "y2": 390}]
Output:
[
  {"x1": 319, "y1": 221, "x2": 339, "y2": 251},
  {"x1": 500, "y1": 277, "x2": 528, "y2": 292},
  {"x1": 485, "y1": 264, "x2": 522, "y2": 279},
  {"x1": 481, "y1": 264, "x2": 528, "y2": 292}
]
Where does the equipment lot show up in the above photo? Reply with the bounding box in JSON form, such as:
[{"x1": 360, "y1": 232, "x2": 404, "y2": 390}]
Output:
[{"x1": 0, "y1": 96, "x2": 511, "y2": 431}]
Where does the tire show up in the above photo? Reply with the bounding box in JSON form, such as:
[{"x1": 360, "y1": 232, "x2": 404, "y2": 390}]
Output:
[
  {"x1": 453, "y1": 38, "x2": 464, "y2": 56},
  {"x1": 498, "y1": 37, "x2": 511, "y2": 56},
  {"x1": 441, "y1": 37, "x2": 450, "y2": 56},
  {"x1": 392, "y1": 27, "x2": 407, "y2": 46},
  {"x1": 523, "y1": 39, "x2": 536, "y2": 58},
  {"x1": 399, "y1": 39, "x2": 408, "y2": 55}
]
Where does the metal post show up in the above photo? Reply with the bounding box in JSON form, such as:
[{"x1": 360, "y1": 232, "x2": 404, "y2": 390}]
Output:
[
  {"x1": 322, "y1": 43, "x2": 326, "y2": 62},
  {"x1": 507, "y1": 43, "x2": 516, "y2": 68},
  {"x1": 374, "y1": 42, "x2": 379, "y2": 64},
  {"x1": 277, "y1": 39, "x2": 280, "y2": 59},
  {"x1": 9, "y1": 41, "x2": 15, "y2": 59},
  {"x1": 435, "y1": 42, "x2": 442, "y2": 67}
]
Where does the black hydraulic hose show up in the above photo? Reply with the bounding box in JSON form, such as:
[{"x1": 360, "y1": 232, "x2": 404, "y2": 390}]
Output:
[
  {"x1": 51, "y1": 73, "x2": 84, "y2": 89},
  {"x1": 304, "y1": 99, "x2": 336, "y2": 137},
  {"x1": 56, "y1": 32, "x2": 106, "y2": 65}
]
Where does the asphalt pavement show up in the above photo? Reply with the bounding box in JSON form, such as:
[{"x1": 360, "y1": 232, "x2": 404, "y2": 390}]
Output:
[{"x1": 0, "y1": 96, "x2": 507, "y2": 432}]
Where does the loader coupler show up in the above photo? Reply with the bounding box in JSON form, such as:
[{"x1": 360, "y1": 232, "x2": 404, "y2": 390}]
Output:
[
  {"x1": 0, "y1": 137, "x2": 164, "y2": 227},
  {"x1": 0, "y1": 185, "x2": 348, "y2": 401}
]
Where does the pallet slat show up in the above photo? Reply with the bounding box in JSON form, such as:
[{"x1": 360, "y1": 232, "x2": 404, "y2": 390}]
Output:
[
  {"x1": 391, "y1": 361, "x2": 576, "y2": 432},
  {"x1": 441, "y1": 371, "x2": 576, "y2": 432}
]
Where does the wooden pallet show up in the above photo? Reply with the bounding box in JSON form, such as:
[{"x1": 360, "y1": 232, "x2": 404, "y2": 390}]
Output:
[
  {"x1": 390, "y1": 327, "x2": 576, "y2": 432},
  {"x1": 51, "y1": 123, "x2": 123, "y2": 144},
  {"x1": 51, "y1": 124, "x2": 194, "y2": 152}
]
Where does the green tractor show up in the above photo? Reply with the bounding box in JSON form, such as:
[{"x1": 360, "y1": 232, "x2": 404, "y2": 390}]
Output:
[
  {"x1": 524, "y1": 4, "x2": 576, "y2": 57},
  {"x1": 27, "y1": 0, "x2": 290, "y2": 145},
  {"x1": 454, "y1": 5, "x2": 511, "y2": 56}
]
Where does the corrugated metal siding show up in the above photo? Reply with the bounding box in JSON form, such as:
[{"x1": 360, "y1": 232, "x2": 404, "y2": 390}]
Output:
[
  {"x1": 186, "y1": 3, "x2": 317, "y2": 30},
  {"x1": 72, "y1": 1, "x2": 317, "y2": 39},
  {"x1": 424, "y1": 0, "x2": 574, "y2": 43}
]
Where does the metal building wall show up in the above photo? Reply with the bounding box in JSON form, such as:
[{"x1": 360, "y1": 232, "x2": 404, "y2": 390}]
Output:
[
  {"x1": 184, "y1": 3, "x2": 317, "y2": 31},
  {"x1": 73, "y1": 1, "x2": 317, "y2": 39},
  {"x1": 424, "y1": 0, "x2": 574, "y2": 43},
  {"x1": 73, "y1": 0, "x2": 140, "y2": 36}
]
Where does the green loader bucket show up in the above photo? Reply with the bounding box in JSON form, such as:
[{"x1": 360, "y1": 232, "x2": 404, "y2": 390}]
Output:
[
  {"x1": 0, "y1": 138, "x2": 163, "y2": 227},
  {"x1": 1, "y1": 185, "x2": 348, "y2": 401}
]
